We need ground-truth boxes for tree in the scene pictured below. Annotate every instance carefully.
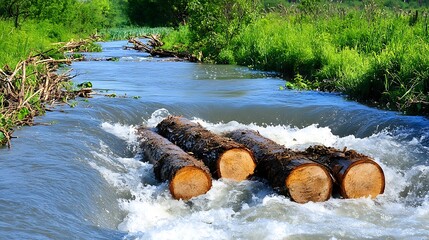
[127,0,189,26]
[0,0,34,27]
[187,0,261,59]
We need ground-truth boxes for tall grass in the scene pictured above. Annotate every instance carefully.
[0,20,75,67]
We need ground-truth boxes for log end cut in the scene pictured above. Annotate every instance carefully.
[170,166,212,200]
[218,148,256,181]
[285,163,333,203]
[341,160,385,199]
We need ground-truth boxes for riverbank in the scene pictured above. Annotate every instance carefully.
[0,20,99,146]
[0,20,177,146]
[160,1,429,116]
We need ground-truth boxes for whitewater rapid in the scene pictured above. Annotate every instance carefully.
[89,109,429,240]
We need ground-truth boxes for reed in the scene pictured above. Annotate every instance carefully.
[102,27,172,40]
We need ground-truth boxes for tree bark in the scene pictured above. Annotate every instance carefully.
[225,129,333,203]
[137,127,212,200]
[304,145,385,199]
[156,116,256,181]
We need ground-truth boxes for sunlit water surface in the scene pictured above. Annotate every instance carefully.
[1,40,428,240]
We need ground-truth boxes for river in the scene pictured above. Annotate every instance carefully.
[0,40,428,240]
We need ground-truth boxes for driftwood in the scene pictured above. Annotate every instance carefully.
[127,37,200,62]
[304,145,385,199]
[142,34,164,48]
[0,55,80,147]
[137,127,212,200]
[156,116,256,181]
[226,129,333,203]
[56,34,101,52]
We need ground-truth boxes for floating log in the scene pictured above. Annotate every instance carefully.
[304,145,385,199]
[225,129,333,203]
[137,127,212,200]
[156,116,256,181]
[127,38,200,62]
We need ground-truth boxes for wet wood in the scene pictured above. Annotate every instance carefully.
[137,127,212,200]
[226,129,332,203]
[156,116,256,181]
[304,145,385,199]
[127,38,200,62]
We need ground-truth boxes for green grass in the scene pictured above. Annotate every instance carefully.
[0,20,74,67]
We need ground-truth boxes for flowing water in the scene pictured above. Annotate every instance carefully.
[1,40,428,240]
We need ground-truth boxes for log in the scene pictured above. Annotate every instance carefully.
[225,129,333,203]
[137,127,212,200]
[127,38,200,62]
[304,145,385,199]
[156,116,256,181]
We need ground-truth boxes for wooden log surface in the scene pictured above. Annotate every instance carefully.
[225,129,333,203]
[156,116,256,181]
[137,127,212,200]
[304,145,385,199]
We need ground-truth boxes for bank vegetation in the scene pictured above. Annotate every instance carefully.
[160,0,429,116]
[0,0,127,146]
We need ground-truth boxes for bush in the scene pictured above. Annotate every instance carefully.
[187,0,262,61]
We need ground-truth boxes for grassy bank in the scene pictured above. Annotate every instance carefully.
[162,1,429,116]
[0,0,131,146]
[0,20,99,146]
[234,11,428,114]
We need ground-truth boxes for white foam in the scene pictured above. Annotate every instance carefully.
[144,108,171,128]
[89,111,429,239]
[101,122,137,145]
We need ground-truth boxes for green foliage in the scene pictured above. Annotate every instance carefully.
[17,107,30,121]
[0,20,70,67]
[187,0,262,61]
[127,0,188,27]
[0,0,125,31]
[0,130,5,143]
[77,82,93,89]
[285,74,315,90]
[161,25,192,52]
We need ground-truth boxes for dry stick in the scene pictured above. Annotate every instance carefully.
[43,67,51,102]
[1,55,78,148]
[5,62,22,96]
[0,69,7,78]
[18,61,26,107]
[137,127,212,200]
[226,129,333,203]
[19,88,42,109]
[304,145,385,199]
[156,116,256,181]
[7,61,22,83]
